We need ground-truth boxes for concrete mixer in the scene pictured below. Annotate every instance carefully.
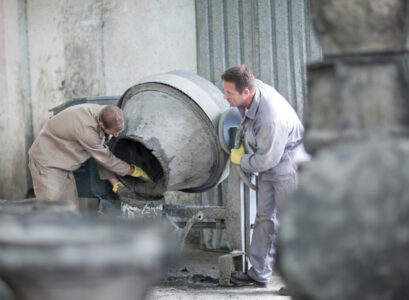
[112,70,230,200]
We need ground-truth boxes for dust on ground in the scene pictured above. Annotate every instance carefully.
[146,245,291,300]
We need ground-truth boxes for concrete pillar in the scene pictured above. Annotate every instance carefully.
[0,0,31,199]
[278,1,409,299]
[224,164,244,252]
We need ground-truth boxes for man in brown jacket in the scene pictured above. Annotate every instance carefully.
[28,104,150,209]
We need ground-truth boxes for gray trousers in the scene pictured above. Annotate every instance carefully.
[247,168,297,283]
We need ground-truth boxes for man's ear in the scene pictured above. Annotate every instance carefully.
[243,88,250,97]
[99,121,104,129]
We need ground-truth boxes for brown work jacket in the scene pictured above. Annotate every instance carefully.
[28,104,130,177]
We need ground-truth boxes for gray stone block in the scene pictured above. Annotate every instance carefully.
[278,139,409,300]
[309,0,409,56]
[304,55,409,153]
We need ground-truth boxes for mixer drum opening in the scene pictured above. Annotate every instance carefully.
[112,137,166,199]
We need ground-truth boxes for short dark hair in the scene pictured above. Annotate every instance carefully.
[221,65,255,94]
[100,106,124,131]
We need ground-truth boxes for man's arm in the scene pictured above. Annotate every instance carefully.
[76,129,131,177]
[240,121,287,173]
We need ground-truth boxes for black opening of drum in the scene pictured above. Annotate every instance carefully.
[112,138,163,183]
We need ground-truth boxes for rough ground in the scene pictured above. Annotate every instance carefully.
[146,245,291,300]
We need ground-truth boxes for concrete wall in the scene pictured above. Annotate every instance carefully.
[0,0,196,199]
[27,0,197,136]
[0,0,31,199]
[103,0,197,95]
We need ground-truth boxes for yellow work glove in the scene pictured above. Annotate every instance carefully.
[130,164,153,182]
[231,143,245,165]
[112,182,125,194]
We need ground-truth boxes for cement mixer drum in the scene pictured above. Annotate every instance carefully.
[112,71,230,199]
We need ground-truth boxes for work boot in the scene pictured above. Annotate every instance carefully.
[230,271,268,288]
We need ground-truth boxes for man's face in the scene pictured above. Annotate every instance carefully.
[100,122,124,138]
[222,81,246,107]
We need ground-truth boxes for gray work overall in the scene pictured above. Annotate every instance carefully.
[239,80,304,284]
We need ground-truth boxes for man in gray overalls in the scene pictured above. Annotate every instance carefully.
[222,65,304,287]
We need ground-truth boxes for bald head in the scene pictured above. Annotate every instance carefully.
[100,105,124,132]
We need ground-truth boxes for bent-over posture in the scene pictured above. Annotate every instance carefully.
[28,104,150,209]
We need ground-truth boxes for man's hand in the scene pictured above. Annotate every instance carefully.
[130,164,153,182]
[112,181,126,194]
[112,181,134,200]
[231,143,245,165]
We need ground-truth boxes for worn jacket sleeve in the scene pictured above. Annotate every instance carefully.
[76,128,130,177]
[240,121,287,173]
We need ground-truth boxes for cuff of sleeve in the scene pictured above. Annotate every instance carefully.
[239,154,254,173]
[97,163,130,179]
